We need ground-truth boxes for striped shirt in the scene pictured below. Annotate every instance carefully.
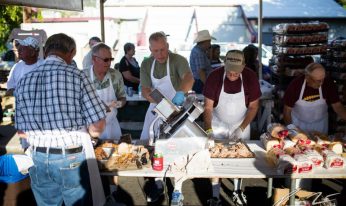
[15,56,106,148]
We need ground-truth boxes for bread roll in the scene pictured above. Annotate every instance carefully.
[287,124,309,143]
[284,147,301,157]
[260,132,281,151]
[118,142,133,154]
[267,123,288,139]
[310,131,331,145]
[328,142,343,155]
[267,147,285,165]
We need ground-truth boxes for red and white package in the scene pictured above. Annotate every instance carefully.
[303,149,324,168]
[321,150,344,169]
[267,147,285,165]
[315,145,344,169]
[293,154,314,173]
[261,132,282,151]
[277,154,298,175]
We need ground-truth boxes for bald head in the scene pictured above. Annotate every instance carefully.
[305,63,325,89]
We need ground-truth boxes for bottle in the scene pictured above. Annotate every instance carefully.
[138,84,142,98]
[171,190,184,206]
[127,87,133,97]
[152,151,163,171]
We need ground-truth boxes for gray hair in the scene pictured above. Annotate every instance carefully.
[305,63,325,75]
[91,42,111,56]
[44,33,76,55]
[123,42,135,54]
[149,31,167,43]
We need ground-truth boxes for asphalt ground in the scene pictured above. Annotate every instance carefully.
[109,177,345,206]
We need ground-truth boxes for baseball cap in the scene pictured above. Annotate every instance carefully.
[15,37,39,50]
[224,50,245,73]
[194,30,216,43]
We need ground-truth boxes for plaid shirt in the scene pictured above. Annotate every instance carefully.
[15,56,106,147]
[189,45,212,80]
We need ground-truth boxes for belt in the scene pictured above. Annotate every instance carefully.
[35,146,83,154]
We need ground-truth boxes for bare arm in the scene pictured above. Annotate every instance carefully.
[179,72,194,93]
[331,101,346,120]
[88,119,106,138]
[122,71,140,84]
[283,105,293,125]
[203,97,214,130]
[17,130,27,138]
[239,99,259,130]
[199,69,207,84]
[5,89,14,96]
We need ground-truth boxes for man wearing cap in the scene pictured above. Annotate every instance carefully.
[140,31,194,203]
[203,50,261,206]
[6,37,43,96]
[189,30,215,93]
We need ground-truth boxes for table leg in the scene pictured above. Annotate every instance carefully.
[267,178,273,199]
[289,178,296,205]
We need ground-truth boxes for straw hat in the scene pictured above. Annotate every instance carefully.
[194,30,216,43]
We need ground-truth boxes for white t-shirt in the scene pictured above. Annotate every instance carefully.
[82,50,93,70]
[6,59,43,90]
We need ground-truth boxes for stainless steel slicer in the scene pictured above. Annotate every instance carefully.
[148,89,208,165]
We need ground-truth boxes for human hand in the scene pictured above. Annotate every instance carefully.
[229,127,243,141]
[206,129,215,148]
[172,91,185,106]
[109,100,118,108]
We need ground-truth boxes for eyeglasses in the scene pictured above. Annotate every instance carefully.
[94,55,114,62]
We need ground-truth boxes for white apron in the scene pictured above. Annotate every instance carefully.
[140,57,176,140]
[79,128,106,206]
[212,73,250,140]
[90,67,122,140]
[291,79,328,134]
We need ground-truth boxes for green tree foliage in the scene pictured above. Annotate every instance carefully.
[0,5,23,53]
[336,0,346,9]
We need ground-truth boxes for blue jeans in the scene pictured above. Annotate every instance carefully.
[29,150,92,206]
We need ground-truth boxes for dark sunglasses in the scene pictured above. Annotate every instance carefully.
[94,55,114,62]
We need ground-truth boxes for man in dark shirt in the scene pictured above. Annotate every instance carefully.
[203,50,261,205]
[283,63,346,134]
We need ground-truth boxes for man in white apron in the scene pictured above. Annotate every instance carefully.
[283,63,346,191]
[283,63,346,134]
[139,31,194,203]
[85,43,126,140]
[15,33,107,206]
[84,42,126,195]
[203,50,261,206]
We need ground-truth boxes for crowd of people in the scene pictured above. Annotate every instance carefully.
[1,29,346,206]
